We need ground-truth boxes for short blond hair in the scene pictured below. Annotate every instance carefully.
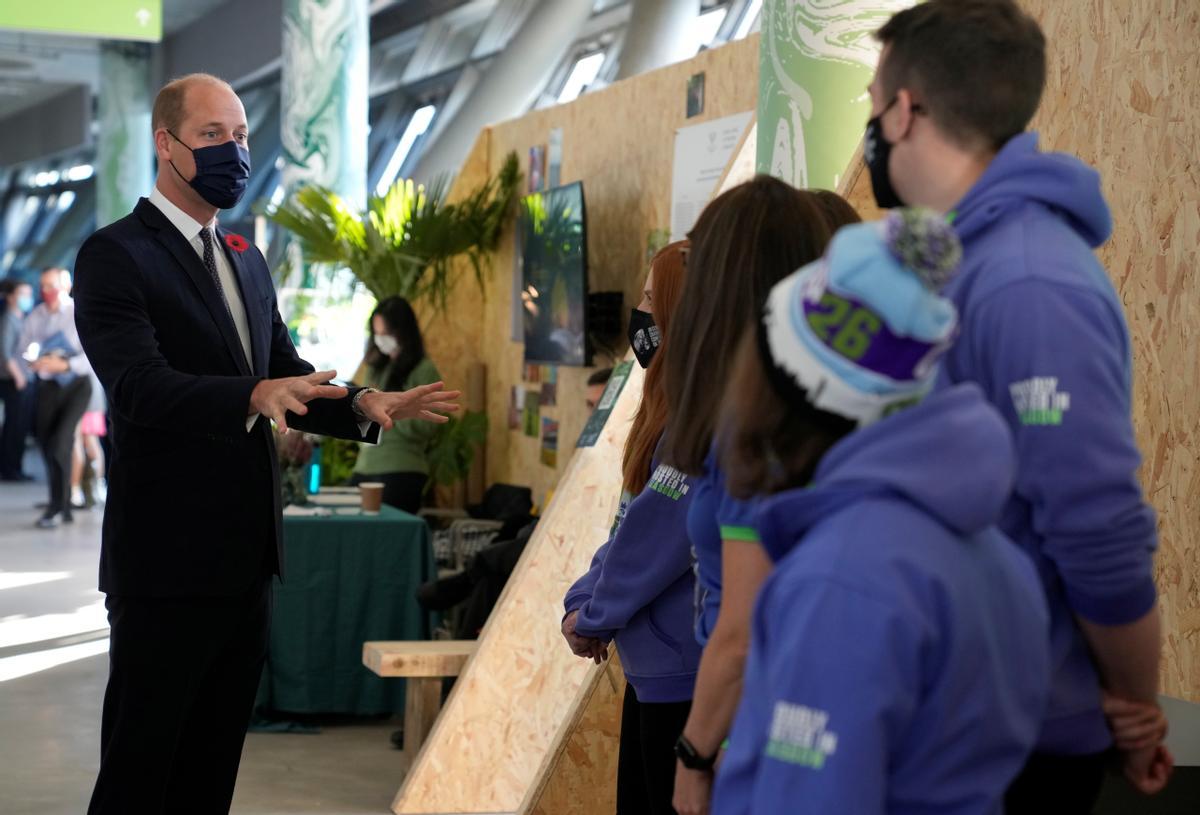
[152,73,234,133]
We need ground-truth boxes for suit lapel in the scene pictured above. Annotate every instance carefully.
[216,227,268,376]
[137,199,252,377]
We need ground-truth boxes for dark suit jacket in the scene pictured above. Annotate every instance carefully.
[74,197,380,597]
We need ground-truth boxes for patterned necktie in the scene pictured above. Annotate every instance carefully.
[198,227,235,322]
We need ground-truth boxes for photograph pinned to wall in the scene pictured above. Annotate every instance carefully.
[687,72,705,118]
[528,145,546,193]
[540,381,557,408]
[522,389,540,437]
[578,360,633,448]
[524,362,541,383]
[670,110,754,240]
[547,128,563,188]
[541,417,559,468]
[543,364,557,384]
[509,386,524,430]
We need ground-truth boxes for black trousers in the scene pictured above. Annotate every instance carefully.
[617,684,692,815]
[349,470,426,514]
[88,579,272,815]
[0,377,31,477]
[1005,750,1109,814]
[35,377,91,516]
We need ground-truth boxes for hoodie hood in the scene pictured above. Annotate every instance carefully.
[756,383,1015,563]
[952,132,1112,249]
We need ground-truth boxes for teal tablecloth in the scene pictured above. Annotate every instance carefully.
[256,505,435,717]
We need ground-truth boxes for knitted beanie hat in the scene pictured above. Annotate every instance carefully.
[759,207,962,426]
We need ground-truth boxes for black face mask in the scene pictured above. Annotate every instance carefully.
[168,131,252,210]
[628,308,660,369]
[864,98,904,209]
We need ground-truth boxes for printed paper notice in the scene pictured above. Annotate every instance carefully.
[669,111,754,241]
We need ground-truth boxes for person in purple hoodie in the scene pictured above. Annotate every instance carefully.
[712,208,1051,815]
[562,240,698,815]
[864,1,1170,809]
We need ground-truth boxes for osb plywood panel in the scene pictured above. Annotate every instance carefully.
[477,35,760,506]
[1018,0,1199,699]
[519,655,626,815]
[393,363,645,814]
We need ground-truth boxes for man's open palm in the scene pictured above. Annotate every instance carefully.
[357,381,461,431]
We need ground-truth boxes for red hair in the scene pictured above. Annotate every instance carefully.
[622,240,689,494]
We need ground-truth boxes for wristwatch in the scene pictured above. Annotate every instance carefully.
[351,387,379,420]
[674,734,718,772]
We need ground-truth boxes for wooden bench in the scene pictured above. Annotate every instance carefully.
[363,640,477,767]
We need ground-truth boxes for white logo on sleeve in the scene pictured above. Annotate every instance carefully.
[765,702,839,770]
[1009,377,1071,426]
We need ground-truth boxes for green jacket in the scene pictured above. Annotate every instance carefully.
[354,356,441,476]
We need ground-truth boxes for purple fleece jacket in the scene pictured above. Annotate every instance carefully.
[564,453,701,703]
[937,131,1158,754]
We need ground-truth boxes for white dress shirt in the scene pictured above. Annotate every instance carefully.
[148,185,254,369]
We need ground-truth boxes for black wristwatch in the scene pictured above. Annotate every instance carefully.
[674,734,718,772]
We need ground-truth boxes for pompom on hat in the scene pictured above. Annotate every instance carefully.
[758,207,963,426]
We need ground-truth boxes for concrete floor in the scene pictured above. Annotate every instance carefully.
[0,456,406,815]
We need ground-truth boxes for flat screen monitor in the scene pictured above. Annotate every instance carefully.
[520,182,588,366]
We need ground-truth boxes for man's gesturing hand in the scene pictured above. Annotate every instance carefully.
[249,370,348,433]
[356,381,461,431]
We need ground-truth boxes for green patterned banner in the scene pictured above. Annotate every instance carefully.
[97,44,152,228]
[756,0,917,190]
[280,0,369,208]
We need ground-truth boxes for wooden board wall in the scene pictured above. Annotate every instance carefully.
[421,35,761,508]
[1017,0,1199,700]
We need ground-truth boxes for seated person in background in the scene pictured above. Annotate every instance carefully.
[350,296,441,513]
[585,366,612,412]
[712,210,1051,815]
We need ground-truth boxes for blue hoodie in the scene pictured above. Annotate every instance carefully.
[938,132,1158,754]
[712,385,1051,815]
[687,450,760,645]
[564,452,702,702]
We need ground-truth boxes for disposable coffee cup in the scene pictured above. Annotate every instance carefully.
[359,482,384,514]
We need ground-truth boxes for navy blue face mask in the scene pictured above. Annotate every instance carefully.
[168,130,251,209]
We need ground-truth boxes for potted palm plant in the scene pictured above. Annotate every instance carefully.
[263,152,520,309]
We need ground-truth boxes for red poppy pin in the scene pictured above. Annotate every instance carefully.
[224,233,249,253]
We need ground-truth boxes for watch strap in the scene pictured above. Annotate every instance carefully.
[351,387,379,420]
[674,734,717,771]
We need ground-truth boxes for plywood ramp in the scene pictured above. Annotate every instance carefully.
[392,362,644,814]
[517,654,626,815]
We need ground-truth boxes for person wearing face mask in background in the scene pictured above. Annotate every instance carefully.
[17,267,94,527]
[0,278,34,481]
[562,240,698,815]
[72,73,460,815]
[349,296,442,514]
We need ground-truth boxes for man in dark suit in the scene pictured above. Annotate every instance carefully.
[73,73,459,815]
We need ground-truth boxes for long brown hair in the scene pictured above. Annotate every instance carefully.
[661,177,860,473]
[719,329,855,498]
[621,240,689,493]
